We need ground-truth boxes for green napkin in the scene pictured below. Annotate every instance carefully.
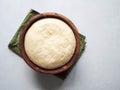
[8,9,86,80]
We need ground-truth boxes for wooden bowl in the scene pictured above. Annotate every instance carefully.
[19,12,80,74]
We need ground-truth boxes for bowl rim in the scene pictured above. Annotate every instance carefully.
[19,12,80,74]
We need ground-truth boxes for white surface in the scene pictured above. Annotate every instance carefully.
[0,0,120,90]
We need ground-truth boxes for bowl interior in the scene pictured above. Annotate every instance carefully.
[19,12,80,74]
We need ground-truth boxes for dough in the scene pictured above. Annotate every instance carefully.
[24,18,76,69]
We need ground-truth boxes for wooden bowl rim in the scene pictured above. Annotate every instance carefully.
[19,12,80,74]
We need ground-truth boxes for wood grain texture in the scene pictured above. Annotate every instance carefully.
[19,12,80,74]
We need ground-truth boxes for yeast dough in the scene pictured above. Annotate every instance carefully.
[24,18,76,69]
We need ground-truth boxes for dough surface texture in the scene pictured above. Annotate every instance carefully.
[24,18,76,69]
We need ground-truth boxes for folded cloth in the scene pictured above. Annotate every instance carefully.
[8,9,86,80]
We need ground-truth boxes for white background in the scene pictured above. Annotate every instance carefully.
[0,0,120,90]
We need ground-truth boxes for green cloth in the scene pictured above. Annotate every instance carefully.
[8,9,86,80]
